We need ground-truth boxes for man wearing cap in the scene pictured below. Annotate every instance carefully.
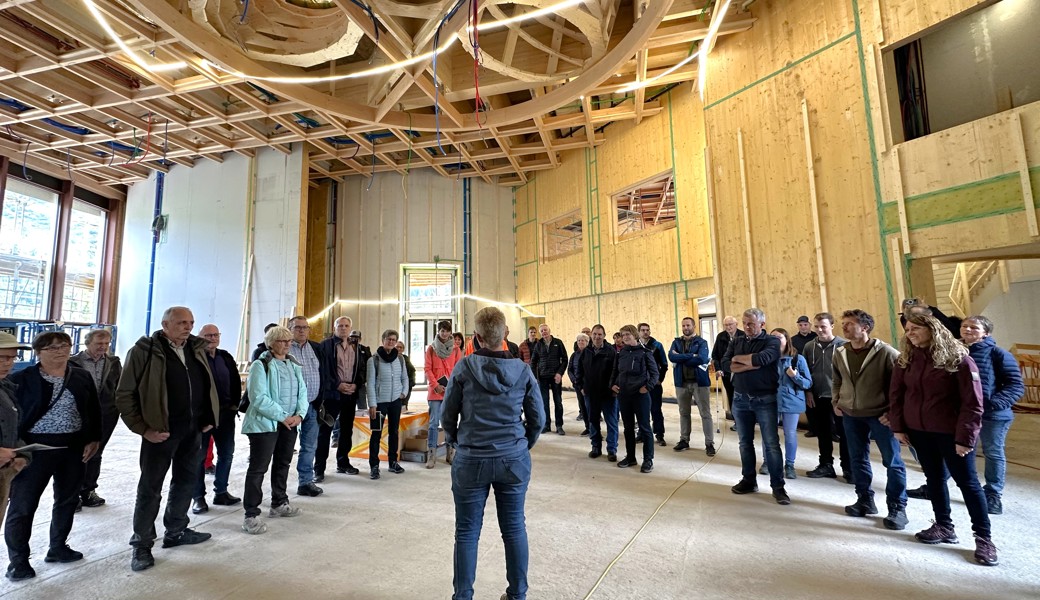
[317,318,371,480]
[791,316,818,355]
[0,333,32,525]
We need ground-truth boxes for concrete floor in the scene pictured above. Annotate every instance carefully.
[1,390,1038,600]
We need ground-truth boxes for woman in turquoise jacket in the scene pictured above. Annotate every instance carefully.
[761,328,812,479]
[241,326,309,535]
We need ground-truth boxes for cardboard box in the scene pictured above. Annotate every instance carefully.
[400,447,443,464]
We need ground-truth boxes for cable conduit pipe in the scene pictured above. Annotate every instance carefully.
[143,171,164,335]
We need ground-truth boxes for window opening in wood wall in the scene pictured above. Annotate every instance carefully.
[542,210,583,260]
[611,170,676,242]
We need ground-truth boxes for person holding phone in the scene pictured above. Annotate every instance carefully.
[240,326,309,535]
[366,330,410,480]
[424,321,462,469]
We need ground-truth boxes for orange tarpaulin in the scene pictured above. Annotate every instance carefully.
[347,409,431,460]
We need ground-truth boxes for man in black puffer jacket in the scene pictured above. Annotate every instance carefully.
[576,325,619,461]
[530,324,568,435]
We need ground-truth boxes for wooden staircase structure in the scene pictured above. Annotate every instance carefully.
[932,260,1009,318]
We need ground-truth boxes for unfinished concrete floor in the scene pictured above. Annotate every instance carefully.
[1,390,1038,600]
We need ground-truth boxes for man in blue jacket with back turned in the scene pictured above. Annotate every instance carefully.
[669,317,715,457]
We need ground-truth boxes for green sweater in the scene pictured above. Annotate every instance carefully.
[831,339,899,417]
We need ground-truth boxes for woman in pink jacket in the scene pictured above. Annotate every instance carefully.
[889,314,996,566]
[424,320,462,469]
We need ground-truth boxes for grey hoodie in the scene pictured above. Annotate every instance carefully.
[801,336,846,399]
[441,352,544,458]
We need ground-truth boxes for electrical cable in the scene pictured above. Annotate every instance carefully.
[432,0,467,155]
[365,142,375,191]
[125,113,153,165]
[162,119,169,164]
[470,0,484,129]
[21,139,32,181]
[350,0,380,46]
[65,149,74,183]
[239,0,250,24]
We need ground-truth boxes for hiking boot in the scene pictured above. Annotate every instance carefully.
[296,483,323,497]
[656,435,666,447]
[915,522,958,545]
[388,462,405,474]
[370,467,381,480]
[772,487,791,505]
[844,493,878,517]
[974,535,998,566]
[883,505,909,530]
[673,440,690,451]
[607,453,617,462]
[731,479,758,495]
[784,464,797,479]
[426,451,436,469]
[705,444,716,457]
[556,427,566,436]
[907,484,930,500]
[269,503,301,518]
[617,456,637,468]
[588,448,602,459]
[5,561,35,581]
[81,490,106,508]
[242,516,268,535]
[986,493,1002,515]
[802,463,836,478]
[640,460,654,473]
[130,548,154,572]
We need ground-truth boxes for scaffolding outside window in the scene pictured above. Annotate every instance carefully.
[542,210,583,260]
[0,179,59,320]
[611,170,676,242]
[62,201,107,323]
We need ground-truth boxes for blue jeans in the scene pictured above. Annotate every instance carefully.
[451,450,531,600]
[586,392,619,454]
[194,410,236,498]
[733,392,783,489]
[761,412,799,465]
[428,400,444,450]
[843,415,907,507]
[980,418,1012,496]
[296,404,319,485]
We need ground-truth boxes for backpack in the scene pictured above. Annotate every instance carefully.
[239,354,273,414]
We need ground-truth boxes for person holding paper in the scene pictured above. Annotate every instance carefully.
[0,333,33,527]
[5,331,101,582]
[366,330,410,480]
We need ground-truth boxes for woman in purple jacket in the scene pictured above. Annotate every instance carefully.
[888,314,996,566]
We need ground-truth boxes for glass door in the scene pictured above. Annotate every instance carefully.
[402,265,459,386]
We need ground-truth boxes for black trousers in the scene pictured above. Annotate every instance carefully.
[369,399,402,467]
[5,434,84,563]
[315,392,359,474]
[619,392,653,462]
[909,429,991,538]
[130,428,201,548]
[81,409,119,494]
[721,372,735,416]
[538,378,563,429]
[806,397,849,471]
[243,425,298,519]
[649,383,665,437]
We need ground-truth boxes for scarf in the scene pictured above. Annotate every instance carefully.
[431,335,454,359]
[377,347,399,363]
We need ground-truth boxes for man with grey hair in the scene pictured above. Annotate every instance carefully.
[70,328,122,509]
[722,308,788,505]
[287,315,328,496]
[711,315,745,428]
[116,306,219,572]
[317,316,370,479]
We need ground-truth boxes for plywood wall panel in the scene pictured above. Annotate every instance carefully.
[877,0,993,45]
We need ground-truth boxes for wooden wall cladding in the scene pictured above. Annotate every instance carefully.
[874,0,995,46]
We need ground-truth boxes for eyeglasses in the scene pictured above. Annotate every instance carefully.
[201,333,221,338]
[291,325,310,331]
[40,344,72,353]
[0,355,17,363]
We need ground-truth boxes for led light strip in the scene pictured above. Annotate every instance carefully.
[306,293,545,323]
[697,0,734,98]
[85,0,584,83]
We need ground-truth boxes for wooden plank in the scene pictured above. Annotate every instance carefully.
[1010,111,1039,237]
[801,99,828,312]
[889,236,906,303]
[892,146,911,254]
[736,128,756,305]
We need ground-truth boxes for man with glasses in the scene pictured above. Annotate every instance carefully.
[287,316,328,496]
[70,328,122,510]
[190,324,242,515]
[115,306,219,572]
[0,333,32,526]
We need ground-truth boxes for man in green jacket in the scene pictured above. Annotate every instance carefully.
[115,306,219,573]
[832,309,908,531]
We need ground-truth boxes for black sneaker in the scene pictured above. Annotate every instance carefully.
[617,456,637,468]
[580,429,590,437]
[673,440,690,452]
[640,460,654,473]
[731,479,758,495]
[806,463,837,479]
[705,444,716,457]
[772,487,791,505]
[370,467,381,480]
[130,548,154,572]
[297,483,324,497]
[336,464,360,475]
[588,449,602,459]
[987,493,1002,515]
[388,462,405,474]
[542,427,551,434]
[81,490,106,508]
[162,528,212,548]
[907,484,930,500]
[915,522,958,544]
[6,561,35,581]
[44,545,83,563]
[845,493,878,517]
[883,505,909,530]
[313,472,325,483]
[213,492,242,505]
[556,427,566,436]
[607,453,617,462]
[974,535,999,566]
[656,435,666,447]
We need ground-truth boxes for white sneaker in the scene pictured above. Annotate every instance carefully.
[242,516,268,535]
[269,503,302,518]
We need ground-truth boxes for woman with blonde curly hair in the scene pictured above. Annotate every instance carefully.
[888,314,996,566]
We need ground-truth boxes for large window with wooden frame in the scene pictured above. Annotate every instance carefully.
[541,210,583,261]
[610,170,676,242]
[0,178,58,320]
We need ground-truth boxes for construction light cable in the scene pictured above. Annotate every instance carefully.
[697,0,734,99]
[581,420,729,600]
[306,293,545,323]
